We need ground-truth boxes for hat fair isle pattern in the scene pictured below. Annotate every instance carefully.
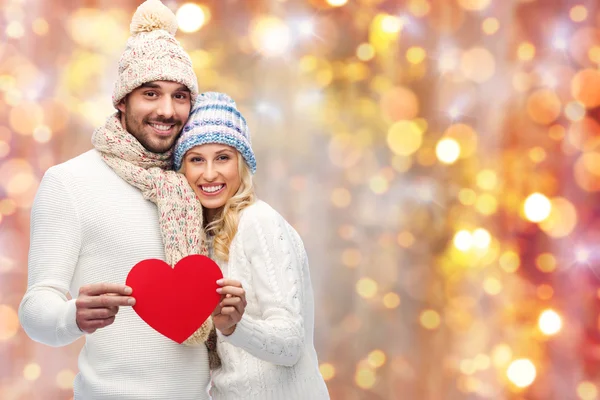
[174,92,257,174]
[112,0,199,107]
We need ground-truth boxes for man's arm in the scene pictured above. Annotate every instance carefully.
[18,168,85,347]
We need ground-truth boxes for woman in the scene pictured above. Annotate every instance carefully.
[174,92,330,399]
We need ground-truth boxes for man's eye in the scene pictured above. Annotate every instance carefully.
[175,93,188,100]
[145,92,157,97]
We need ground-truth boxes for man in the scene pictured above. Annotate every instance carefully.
[18,1,244,399]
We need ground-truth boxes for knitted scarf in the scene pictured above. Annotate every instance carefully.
[91,114,220,363]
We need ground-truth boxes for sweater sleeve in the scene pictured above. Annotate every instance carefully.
[18,167,85,347]
[219,206,306,367]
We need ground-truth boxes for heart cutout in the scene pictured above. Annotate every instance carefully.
[126,255,223,344]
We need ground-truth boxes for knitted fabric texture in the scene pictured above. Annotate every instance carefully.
[205,328,221,369]
[173,92,257,173]
[112,0,198,107]
[91,114,212,346]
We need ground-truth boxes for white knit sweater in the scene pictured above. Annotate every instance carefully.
[209,200,330,400]
[18,150,211,400]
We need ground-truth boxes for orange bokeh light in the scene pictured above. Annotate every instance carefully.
[526,89,561,125]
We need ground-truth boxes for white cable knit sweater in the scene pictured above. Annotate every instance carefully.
[209,200,330,400]
[18,150,211,400]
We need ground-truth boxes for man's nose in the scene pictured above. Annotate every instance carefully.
[156,97,175,119]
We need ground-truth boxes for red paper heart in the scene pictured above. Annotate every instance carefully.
[126,255,223,344]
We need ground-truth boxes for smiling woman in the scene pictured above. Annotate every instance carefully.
[172,92,330,399]
[182,144,243,223]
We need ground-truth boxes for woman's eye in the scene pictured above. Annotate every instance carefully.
[217,155,230,161]
[190,157,203,162]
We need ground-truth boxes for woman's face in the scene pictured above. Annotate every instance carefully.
[182,143,242,218]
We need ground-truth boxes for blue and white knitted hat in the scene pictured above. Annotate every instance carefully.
[173,92,256,173]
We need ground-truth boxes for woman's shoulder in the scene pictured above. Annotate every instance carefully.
[238,200,288,231]
[241,200,280,219]
[238,200,308,262]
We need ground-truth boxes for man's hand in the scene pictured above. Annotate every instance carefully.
[75,283,135,334]
[213,279,246,336]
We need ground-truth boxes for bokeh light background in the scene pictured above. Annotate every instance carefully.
[2,0,600,398]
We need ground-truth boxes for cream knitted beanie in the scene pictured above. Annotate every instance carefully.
[112,0,199,107]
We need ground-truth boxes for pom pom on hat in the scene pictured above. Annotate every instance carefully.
[112,0,198,107]
[199,92,238,107]
[130,0,178,35]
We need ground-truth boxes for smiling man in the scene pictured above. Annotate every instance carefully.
[117,81,192,153]
[17,1,224,399]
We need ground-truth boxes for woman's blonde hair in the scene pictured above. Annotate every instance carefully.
[204,154,255,261]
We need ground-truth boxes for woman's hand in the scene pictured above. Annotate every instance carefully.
[213,279,247,335]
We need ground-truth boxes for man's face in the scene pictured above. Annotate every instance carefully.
[117,81,192,153]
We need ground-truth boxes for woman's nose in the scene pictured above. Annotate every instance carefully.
[203,163,218,181]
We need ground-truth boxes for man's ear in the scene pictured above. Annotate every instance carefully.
[116,98,126,113]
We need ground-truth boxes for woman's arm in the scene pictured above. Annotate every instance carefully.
[219,206,306,367]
